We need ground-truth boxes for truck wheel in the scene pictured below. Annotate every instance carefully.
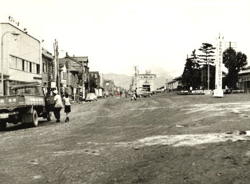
[31,110,39,127]
[0,121,7,131]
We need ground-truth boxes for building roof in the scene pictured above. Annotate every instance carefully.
[239,69,250,75]
[167,76,182,84]
[70,56,89,63]
[89,71,99,74]
[1,22,40,43]
[42,48,53,59]
[58,58,67,68]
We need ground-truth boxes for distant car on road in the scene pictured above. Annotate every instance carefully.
[136,90,152,98]
[85,93,98,102]
[141,91,152,98]
[155,88,165,93]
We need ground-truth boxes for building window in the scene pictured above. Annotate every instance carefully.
[26,61,29,72]
[10,56,17,68]
[36,64,40,74]
[22,60,25,71]
[30,62,32,73]
[17,58,22,70]
[43,63,47,73]
[33,63,36,73]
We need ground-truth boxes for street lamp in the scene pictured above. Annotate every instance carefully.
[1,31,20,96]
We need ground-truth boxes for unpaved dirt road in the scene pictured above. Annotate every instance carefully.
[1,92,250,184]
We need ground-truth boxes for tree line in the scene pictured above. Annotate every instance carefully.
[181,43,247,90]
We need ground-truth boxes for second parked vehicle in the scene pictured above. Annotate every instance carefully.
[85,93,98,102]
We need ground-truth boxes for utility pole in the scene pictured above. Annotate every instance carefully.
[53,39,60,95]
[133,66,138,91]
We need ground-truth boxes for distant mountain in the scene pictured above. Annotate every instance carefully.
[155,75,168,89]
[103,73,132,90]
[103,73,172,90]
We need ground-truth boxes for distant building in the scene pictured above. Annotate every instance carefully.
[132,70,156,92]
[238,68,250,93]
[104,79,114,95]
[59,54,89,99]
[167,76,182,91]
[89,71,100,89]
[42,48,54,95]
[67,55,89,98]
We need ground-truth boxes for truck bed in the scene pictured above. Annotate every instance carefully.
[0,95,45,110]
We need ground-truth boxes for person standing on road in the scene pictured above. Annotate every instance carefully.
[131,90,137,101]
[53,90,63,122]
[63,93,71,122]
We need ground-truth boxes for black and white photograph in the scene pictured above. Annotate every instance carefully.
[1,0,250,183]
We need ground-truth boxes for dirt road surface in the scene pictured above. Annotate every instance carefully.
[1,92,250,184]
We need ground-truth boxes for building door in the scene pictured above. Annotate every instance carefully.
[143,85,150,91]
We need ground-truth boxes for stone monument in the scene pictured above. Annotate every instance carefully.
[214,34,224,97]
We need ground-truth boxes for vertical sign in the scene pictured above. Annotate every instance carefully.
[214,34,224,97]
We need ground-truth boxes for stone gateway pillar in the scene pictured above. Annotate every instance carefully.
[214,34,224,98]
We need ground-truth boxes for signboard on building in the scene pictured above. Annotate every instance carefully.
[51,82,56,88]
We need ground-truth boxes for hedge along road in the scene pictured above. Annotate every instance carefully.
[1,92,250,184]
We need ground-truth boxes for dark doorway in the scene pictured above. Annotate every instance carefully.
[143,85,150,91]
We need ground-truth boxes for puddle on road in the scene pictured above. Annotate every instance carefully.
[182,102,250,117]
[53,149,101,156]
[135,133,250,147]
[75,133,250,149]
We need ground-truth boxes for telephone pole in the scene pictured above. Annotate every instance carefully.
[53,39,60,95]
[133,66,138,91]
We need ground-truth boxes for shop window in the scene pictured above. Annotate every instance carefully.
[26,61,29,72]
[22,60,25,71]
[30,62,32,73]
[43,63,47,73]
[17,58,22,70]
[36,64,40,74]
[33,63,36,73]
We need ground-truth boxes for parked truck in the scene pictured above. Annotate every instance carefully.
[0,83,55,131]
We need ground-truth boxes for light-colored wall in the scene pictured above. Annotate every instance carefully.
[136,74,156,92]
[1,23,42,83]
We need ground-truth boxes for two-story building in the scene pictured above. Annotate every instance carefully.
[0,22,42,95]
[59,57,79,99]
[42,48,54,95]
[59,54,90,100]
[104,79,114,95]
[68,55,89,99]
[132,70,156,92]
[89,71,101,96]
[238,68,250,93]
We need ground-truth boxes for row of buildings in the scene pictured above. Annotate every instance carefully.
[0,22,117,99]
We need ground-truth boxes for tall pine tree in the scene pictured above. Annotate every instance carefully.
[198,43,216,90]
[182,50,201,90]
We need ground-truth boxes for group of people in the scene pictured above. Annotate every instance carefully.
[52,90,71,122]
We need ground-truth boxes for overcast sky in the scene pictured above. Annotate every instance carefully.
[1,0,250,79]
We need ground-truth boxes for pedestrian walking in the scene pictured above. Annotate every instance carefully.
[63,93,71,122]
[53,90,63,122]
[131,90,137,101]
